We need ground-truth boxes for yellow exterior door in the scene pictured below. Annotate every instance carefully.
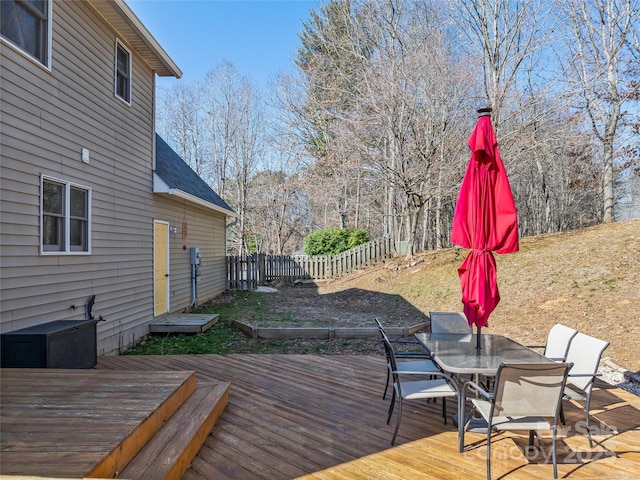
[154,222,169,316]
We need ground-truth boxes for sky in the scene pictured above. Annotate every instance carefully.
[127,0,320,91]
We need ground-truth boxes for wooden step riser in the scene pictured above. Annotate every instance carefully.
[119,383,230,480]
[87,372,197,478]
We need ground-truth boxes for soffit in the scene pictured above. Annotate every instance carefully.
[85,0,182,78]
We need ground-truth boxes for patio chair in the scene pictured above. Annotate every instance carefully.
[462,362,572,480]
[528,323,578,361]
[375,319,440,400]
[429,311,472,334]
[382,335,458,445]
[428,311,475,384]
[561,331,610,447]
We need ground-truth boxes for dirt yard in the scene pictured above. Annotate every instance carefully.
[213,220,640,374]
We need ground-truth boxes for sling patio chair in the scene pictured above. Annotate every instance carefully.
[429,311,472,334]
[428,311,476,384]
[528,323,578,362]
[461,362,572,480]
[374,318,440,400]
[382,334,458,445]
[561,331,610,447]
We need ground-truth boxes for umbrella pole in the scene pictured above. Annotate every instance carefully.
[476,326,481,350]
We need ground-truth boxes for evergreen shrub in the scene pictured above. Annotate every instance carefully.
[304,228,370,256]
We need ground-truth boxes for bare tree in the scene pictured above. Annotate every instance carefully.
[204,61,264,255]
[156,81,207,174]
[455,0,561,128]
[451,0,604,236]
[153,0,617,258]
[565,0,640,222]
[292,0,477,255]
[246,168,310,255]
[294,0,370,231]
[347,0,476,255]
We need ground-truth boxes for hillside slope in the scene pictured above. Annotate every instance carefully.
[318,219,640,372]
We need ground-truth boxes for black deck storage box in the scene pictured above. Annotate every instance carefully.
[1,319,97,368]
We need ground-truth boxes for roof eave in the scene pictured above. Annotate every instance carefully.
[166,189,237,217]
[86,0,182,78]
[153,173,236,216]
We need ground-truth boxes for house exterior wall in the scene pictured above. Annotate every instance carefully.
[0,1,221,356]
[153,197,228,312]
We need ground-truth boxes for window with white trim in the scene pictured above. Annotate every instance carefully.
[0,0,50,67]
[41,177,91,254]
[115,40,131,103]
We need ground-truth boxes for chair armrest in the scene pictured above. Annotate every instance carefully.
[568,372,602,378]
[389,339,420,345]
[394,368,453,383]
[395,352,432,359]
[462,380,492,401]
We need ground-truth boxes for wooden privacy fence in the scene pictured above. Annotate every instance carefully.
[227,237,394,290]
[227,254,264,291]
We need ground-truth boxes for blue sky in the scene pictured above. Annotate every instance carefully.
[127,0,320,90]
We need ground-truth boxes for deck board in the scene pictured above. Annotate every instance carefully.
[0,368,196,478]
[95,354,640,480]
[149,313,219,334]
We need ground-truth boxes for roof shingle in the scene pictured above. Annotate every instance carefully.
[154,134,234,214]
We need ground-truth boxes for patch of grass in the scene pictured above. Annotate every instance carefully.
[126,291,261,355]
[602,277,619,291]
[125,322,247,355]
[125,290,334,355]
[272,312,295,324]
[208,291,265,317]
[309,344,330,353]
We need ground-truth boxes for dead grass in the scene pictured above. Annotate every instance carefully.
[243,220,640,373]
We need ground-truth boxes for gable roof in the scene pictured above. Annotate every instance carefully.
[154,134,235,216]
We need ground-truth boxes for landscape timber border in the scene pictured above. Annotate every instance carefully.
[231,320,430,340]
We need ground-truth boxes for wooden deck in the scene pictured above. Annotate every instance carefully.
[0,367,228,480]
[2,354,640,479]
[103,355,640,479]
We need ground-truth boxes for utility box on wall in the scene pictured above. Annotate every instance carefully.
[1,319,97,368]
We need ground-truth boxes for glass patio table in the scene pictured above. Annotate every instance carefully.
[414,332,552,452]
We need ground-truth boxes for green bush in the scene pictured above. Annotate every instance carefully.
[304,228,370,255]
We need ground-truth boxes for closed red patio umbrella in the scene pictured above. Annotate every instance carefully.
[451,108,519,347]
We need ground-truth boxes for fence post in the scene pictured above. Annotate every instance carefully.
[258,253,266,286]
[248,254,254,290]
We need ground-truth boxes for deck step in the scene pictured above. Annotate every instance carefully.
[118,382,230,480]
[0,369,197,479]
[149,314,219,334]
[86,371,197,478]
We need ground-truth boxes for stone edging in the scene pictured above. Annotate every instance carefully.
[602,357,640,384]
